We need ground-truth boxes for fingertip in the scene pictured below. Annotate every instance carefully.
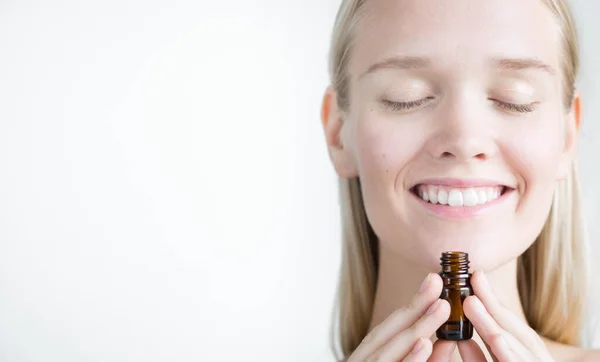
[463,295,476,307]
[410,337,433,356]
[430,299,451,323]
[421,336,433,351]
[430,272,443,284]
[418,273,443,302]
[420,337,433,356]
[438,298,451,315]
[463,295,484,319]
[428,272,443,293]
[470,269,481,283]
[470,270,488,292]
[462,296,476,317]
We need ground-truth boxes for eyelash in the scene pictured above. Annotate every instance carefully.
[382,97,434,112]
[491,100,538,113]
[382,98,538,113]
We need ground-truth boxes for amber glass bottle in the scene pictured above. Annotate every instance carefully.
[436,251,473,340]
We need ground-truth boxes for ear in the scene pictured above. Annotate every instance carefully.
[556,91,582,180]
[320,86,358,178]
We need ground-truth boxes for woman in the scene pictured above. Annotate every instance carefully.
[319,0,599,360]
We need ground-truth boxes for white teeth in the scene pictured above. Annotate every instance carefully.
[477,189,487,205]
[438,189,448,205]
[429,188,438,204]
[462,188,478,207]
[448,189,463,206]
[490,190,498,201]
[416,185,505,207]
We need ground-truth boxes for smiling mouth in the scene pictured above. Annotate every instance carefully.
[410,184,512,207]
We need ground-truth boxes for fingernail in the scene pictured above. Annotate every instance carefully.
[411,338,425,354]
[426,299,440,315]
[419,273,431,293]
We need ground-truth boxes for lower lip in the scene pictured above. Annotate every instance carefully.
[410,188,514,219]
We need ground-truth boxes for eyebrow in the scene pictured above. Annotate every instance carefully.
[492,56,556,76]
[359,56,431,80]
[358,55,556,79]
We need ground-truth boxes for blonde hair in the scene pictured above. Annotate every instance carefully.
[325,0,589,359]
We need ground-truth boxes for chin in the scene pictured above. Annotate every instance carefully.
[405,232,529,273]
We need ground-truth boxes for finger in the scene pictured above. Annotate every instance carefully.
[402,338,433,362]
[376,299,451,361]
[470,270,550,358]
[479,338,499,362]
[457,339,487,362]
[463,296,521,362]
[426,339,456,362]
[350,273,444,360]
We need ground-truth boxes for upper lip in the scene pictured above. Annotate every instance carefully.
[411,178,516,189]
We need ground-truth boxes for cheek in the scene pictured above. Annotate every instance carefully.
[351,115,428,245]
[503,118,564,186]
[500,119,564,252]
[353,114,425,180]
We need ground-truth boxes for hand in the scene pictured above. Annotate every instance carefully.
[346,273,458,362]
[458,270,554,362]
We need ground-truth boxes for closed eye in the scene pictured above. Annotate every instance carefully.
[491,99,538,113]
[382,97,538,114]
[382,97,435,112]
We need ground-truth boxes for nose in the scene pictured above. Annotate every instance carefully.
[425,97,497,162]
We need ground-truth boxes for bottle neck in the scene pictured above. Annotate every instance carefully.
[440,251,470,287]
[439,271,472,287]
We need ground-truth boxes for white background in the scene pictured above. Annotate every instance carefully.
[0,1,598,361]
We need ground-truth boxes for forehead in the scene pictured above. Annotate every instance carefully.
[349,0,561,77]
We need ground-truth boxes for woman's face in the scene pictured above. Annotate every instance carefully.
[328,0,578,271]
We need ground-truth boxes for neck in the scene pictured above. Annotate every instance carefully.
[368,245,527,360]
